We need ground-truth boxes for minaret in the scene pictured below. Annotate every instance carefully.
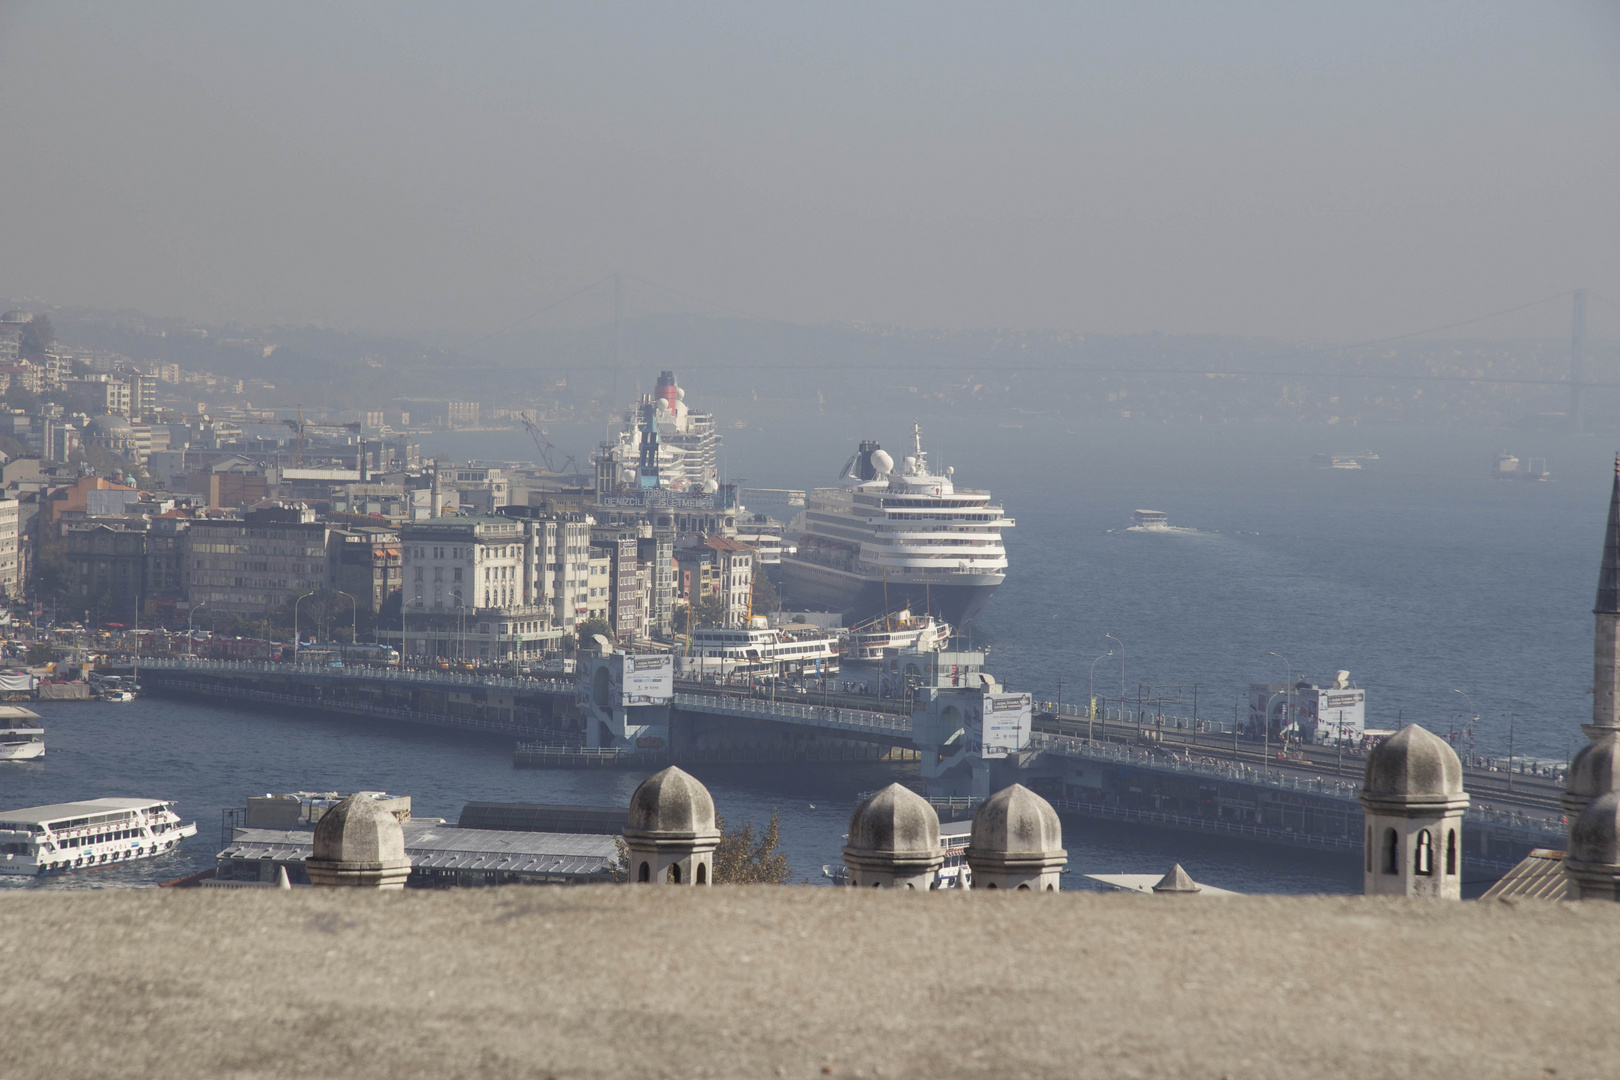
[1564,457,1620,897]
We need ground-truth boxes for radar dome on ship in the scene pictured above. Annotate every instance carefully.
[871,449,894,475]
[703,478,719,493]
[676,387,686,400]
[903,456,916,472]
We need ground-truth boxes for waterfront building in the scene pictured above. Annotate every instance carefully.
[585,550,611,626]
[184,503,332,616]
[1358,724,1468,899]
[326,525,402,617]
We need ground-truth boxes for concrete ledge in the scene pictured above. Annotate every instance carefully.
[0,889,1613,1079]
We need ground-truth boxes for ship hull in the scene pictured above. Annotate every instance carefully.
[778,557,1002,626]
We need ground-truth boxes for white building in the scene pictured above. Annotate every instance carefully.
[0,498,19,601]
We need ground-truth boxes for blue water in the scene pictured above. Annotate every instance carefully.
[5,404,1608,895]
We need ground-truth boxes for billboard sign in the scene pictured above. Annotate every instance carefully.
[615,654,674,706]
[965,691,1032,758]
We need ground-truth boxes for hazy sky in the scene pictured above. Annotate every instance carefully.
[2,2,1617,342]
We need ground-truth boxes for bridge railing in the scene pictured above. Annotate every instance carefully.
[1027,732,1564,840]
[672,691,911,737]
[134,657,574,695]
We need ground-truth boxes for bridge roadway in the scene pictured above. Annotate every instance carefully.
[129,658,913,744]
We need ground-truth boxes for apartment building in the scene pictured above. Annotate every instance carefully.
[327,526,402,616]
[184,504,332,616]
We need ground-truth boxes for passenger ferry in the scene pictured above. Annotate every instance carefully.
[1130,509,1170,530]
[678,624,841,678]
[781,425,1013,626]
[845,609,951,662]
[0,798,198,877]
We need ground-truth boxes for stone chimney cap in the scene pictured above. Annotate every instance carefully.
[968,784,1063,857]
[311,792,406,867]
[846,783,940,858]
[1570,790,1620,867]
[1361,724,1465,804]
[1151,864,1201,893]
[624,766,718,839]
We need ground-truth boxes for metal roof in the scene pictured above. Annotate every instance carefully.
[219,823,618,878]
[0,798,167,826]
[1479,849,1570,901]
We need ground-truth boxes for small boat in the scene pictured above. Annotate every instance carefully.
[102,688,136,702]
[0,717,44,761]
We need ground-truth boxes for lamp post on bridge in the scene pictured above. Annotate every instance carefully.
[1089,648,1113,744]
[1105,634,1125,732]
[293,591,317,663]
[1452,689,1476,768]
[1268,651,1292,752]
[186,602,209,658]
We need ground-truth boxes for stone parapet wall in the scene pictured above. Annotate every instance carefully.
[0,889,1613,1079]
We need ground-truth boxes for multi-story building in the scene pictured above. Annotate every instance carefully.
[184,504,332,617]
[391,515,560,662]
[443,464,508,514]
[706,536,755,628]
[585,552,611,625]
[67,522,147,613]
[590,528,642,640]
[132,374,158,419]
[0,497,20,601]
[638,532,675,637]
[327,526,402,617]
[64,375,132,416]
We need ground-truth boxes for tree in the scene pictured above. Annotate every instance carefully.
[31,541,75,606]
[576,617,613,650]
[692,593,728,629]
[270,587,358,642]
[19,315,54,359]
[609,809,792,885]
[711,811,792,884]
[750,563,778,617]
[24,643,54,666]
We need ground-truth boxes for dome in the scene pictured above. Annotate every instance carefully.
[1570,791,1620,866]
[846,782,939,857]
[1564,731,1620,815]
[870,449,894,475]
[311,793,406,865]
[625,766,717,837]
[85,414,134,436]
[1362,724,1464,802]
[969,784,1062,855]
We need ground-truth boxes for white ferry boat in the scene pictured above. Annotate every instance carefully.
[678,625,842,678]
[845,609,951,662]
[1130,509,1169,530]
[0,707,45,761]
[780,425,1013,626]
[0,798,198,877]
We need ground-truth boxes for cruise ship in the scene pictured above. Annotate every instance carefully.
[780,425,1013,626]
[0,798,198,877]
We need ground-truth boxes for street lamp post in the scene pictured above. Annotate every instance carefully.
[1268,652,1292,750]
[402,592,423,665]
[293,591,317,663]
[1264,691,1286,772]
[451,591,466,663]
[186,602,209,657]
[1089,649,1113,744]
[1105,633,1125,730]
[1452,689,1476,767]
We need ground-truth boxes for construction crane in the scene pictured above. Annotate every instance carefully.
[519,412,579,476]
[282,406,362,467]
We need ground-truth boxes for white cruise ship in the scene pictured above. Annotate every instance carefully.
[0,706,45,761]
[0,798,198,877]
[780,425,1013,625]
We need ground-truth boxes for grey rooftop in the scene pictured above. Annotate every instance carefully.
[0,888,1613,1080]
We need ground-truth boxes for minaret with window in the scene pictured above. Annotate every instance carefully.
[1358,724,1469,899]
